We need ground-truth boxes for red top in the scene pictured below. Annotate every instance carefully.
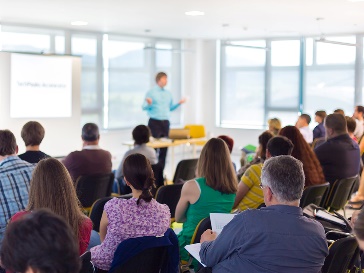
[11,210,92,254]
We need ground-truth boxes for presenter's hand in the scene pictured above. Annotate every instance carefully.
[146,98,153,105]
[200,229,217,243]
[179,97,187,104]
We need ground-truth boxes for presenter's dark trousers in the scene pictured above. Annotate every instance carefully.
[148,118,170,170]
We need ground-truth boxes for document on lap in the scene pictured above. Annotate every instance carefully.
[184,213,236,267]
[184,243,206,267]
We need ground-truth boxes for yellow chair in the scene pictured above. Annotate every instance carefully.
[184,124,206,139]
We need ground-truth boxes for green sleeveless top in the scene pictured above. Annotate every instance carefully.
[178,177,236,261]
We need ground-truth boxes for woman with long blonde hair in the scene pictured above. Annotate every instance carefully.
[11,158,92,254]
[175,138,238,266]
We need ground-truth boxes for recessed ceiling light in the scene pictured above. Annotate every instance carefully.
[185,11,205,16]
[71,21,88,26]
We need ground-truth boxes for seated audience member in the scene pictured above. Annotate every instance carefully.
[237,131,273,179]
[233,136,294,211]
[346,116,358,142]
[199,156,329,273]
[353,105,364,140]
[91,154,170,271]
[315,114,360,184]
[268,118,281,136]
[217,135,236,171]
[115,125,157,189]
[1,209,80,273]
[175,138,237,267]
[63,123,112,182]
[279,126,326,187]
[295,113,313,143]
[354,208,364,250]
[18,121,50,163]
[334,109,345,116]
[0,130,34,244]
[313,110,326,140]
[11,158,92,254]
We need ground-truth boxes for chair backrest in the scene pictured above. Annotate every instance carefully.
[324,176,357,211]
[75,173,114,208]
[184,124,206,138]
[321,236,358,273]
[191,217,212,244]
[151,163,164,191]
[155,184,183,219]
[172,159,198,184]
[110,246,168,273]
[300,182,330,208]
[89,197,113,232]
[79,251,95,273]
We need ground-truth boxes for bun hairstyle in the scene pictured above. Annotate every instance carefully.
[123,153,155,205]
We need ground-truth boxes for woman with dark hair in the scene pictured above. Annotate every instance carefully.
[279,126,326,187]
[175,138,238,267]
[237,131,274,179]
[11,158,92,255]
[90,153,170,271]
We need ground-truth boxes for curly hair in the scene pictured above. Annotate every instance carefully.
[279,126,326,187]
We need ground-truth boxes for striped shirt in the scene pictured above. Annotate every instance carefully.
[237,163,264,211]
[0,156,34,243]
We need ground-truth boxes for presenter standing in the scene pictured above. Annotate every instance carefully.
[142,72,186,170]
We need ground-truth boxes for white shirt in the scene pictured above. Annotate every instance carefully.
[354,119,364,139]
[299,126,313,143]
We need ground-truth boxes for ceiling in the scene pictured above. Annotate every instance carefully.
[1,0,364,39]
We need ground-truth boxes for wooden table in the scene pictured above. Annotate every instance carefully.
[122,138,207,175]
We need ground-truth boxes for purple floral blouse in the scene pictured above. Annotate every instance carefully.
[90,197,170,270]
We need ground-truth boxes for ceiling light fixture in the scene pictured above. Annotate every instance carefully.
[71,21,88,26]
[222,41,269,51]
[315,37,357,47]
[144,46,194,53]
[185,11,205,16]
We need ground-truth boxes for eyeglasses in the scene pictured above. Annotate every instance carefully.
[259,183,265,189]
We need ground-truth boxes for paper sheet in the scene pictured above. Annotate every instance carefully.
[210,213,236,234]
[185,243,206,267]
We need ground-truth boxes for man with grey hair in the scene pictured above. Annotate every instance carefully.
[199,155,328,273]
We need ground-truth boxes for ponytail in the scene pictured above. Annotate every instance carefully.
[137,185,153,205]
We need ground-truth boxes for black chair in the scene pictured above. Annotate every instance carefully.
[191,217,212,244]
[155,184,183,220]
[173,159,198,184]
[79,251,95,273]
[151,163,164,190]
[321,236,359,273]
[324,176,357,216]
[75,173,115,210]
[300,182,330,208]
[110,246,168,273]
[89,197,113,232]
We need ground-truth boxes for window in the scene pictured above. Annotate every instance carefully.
[0,24,182,130]
[71,35,100,115]
[105,37,181,129]
[220,36,360,129]
[305,36,355,119]
[220,40,266,128]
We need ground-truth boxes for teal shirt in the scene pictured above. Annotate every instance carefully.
[142,86,180,120]
[178,177,236,262]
